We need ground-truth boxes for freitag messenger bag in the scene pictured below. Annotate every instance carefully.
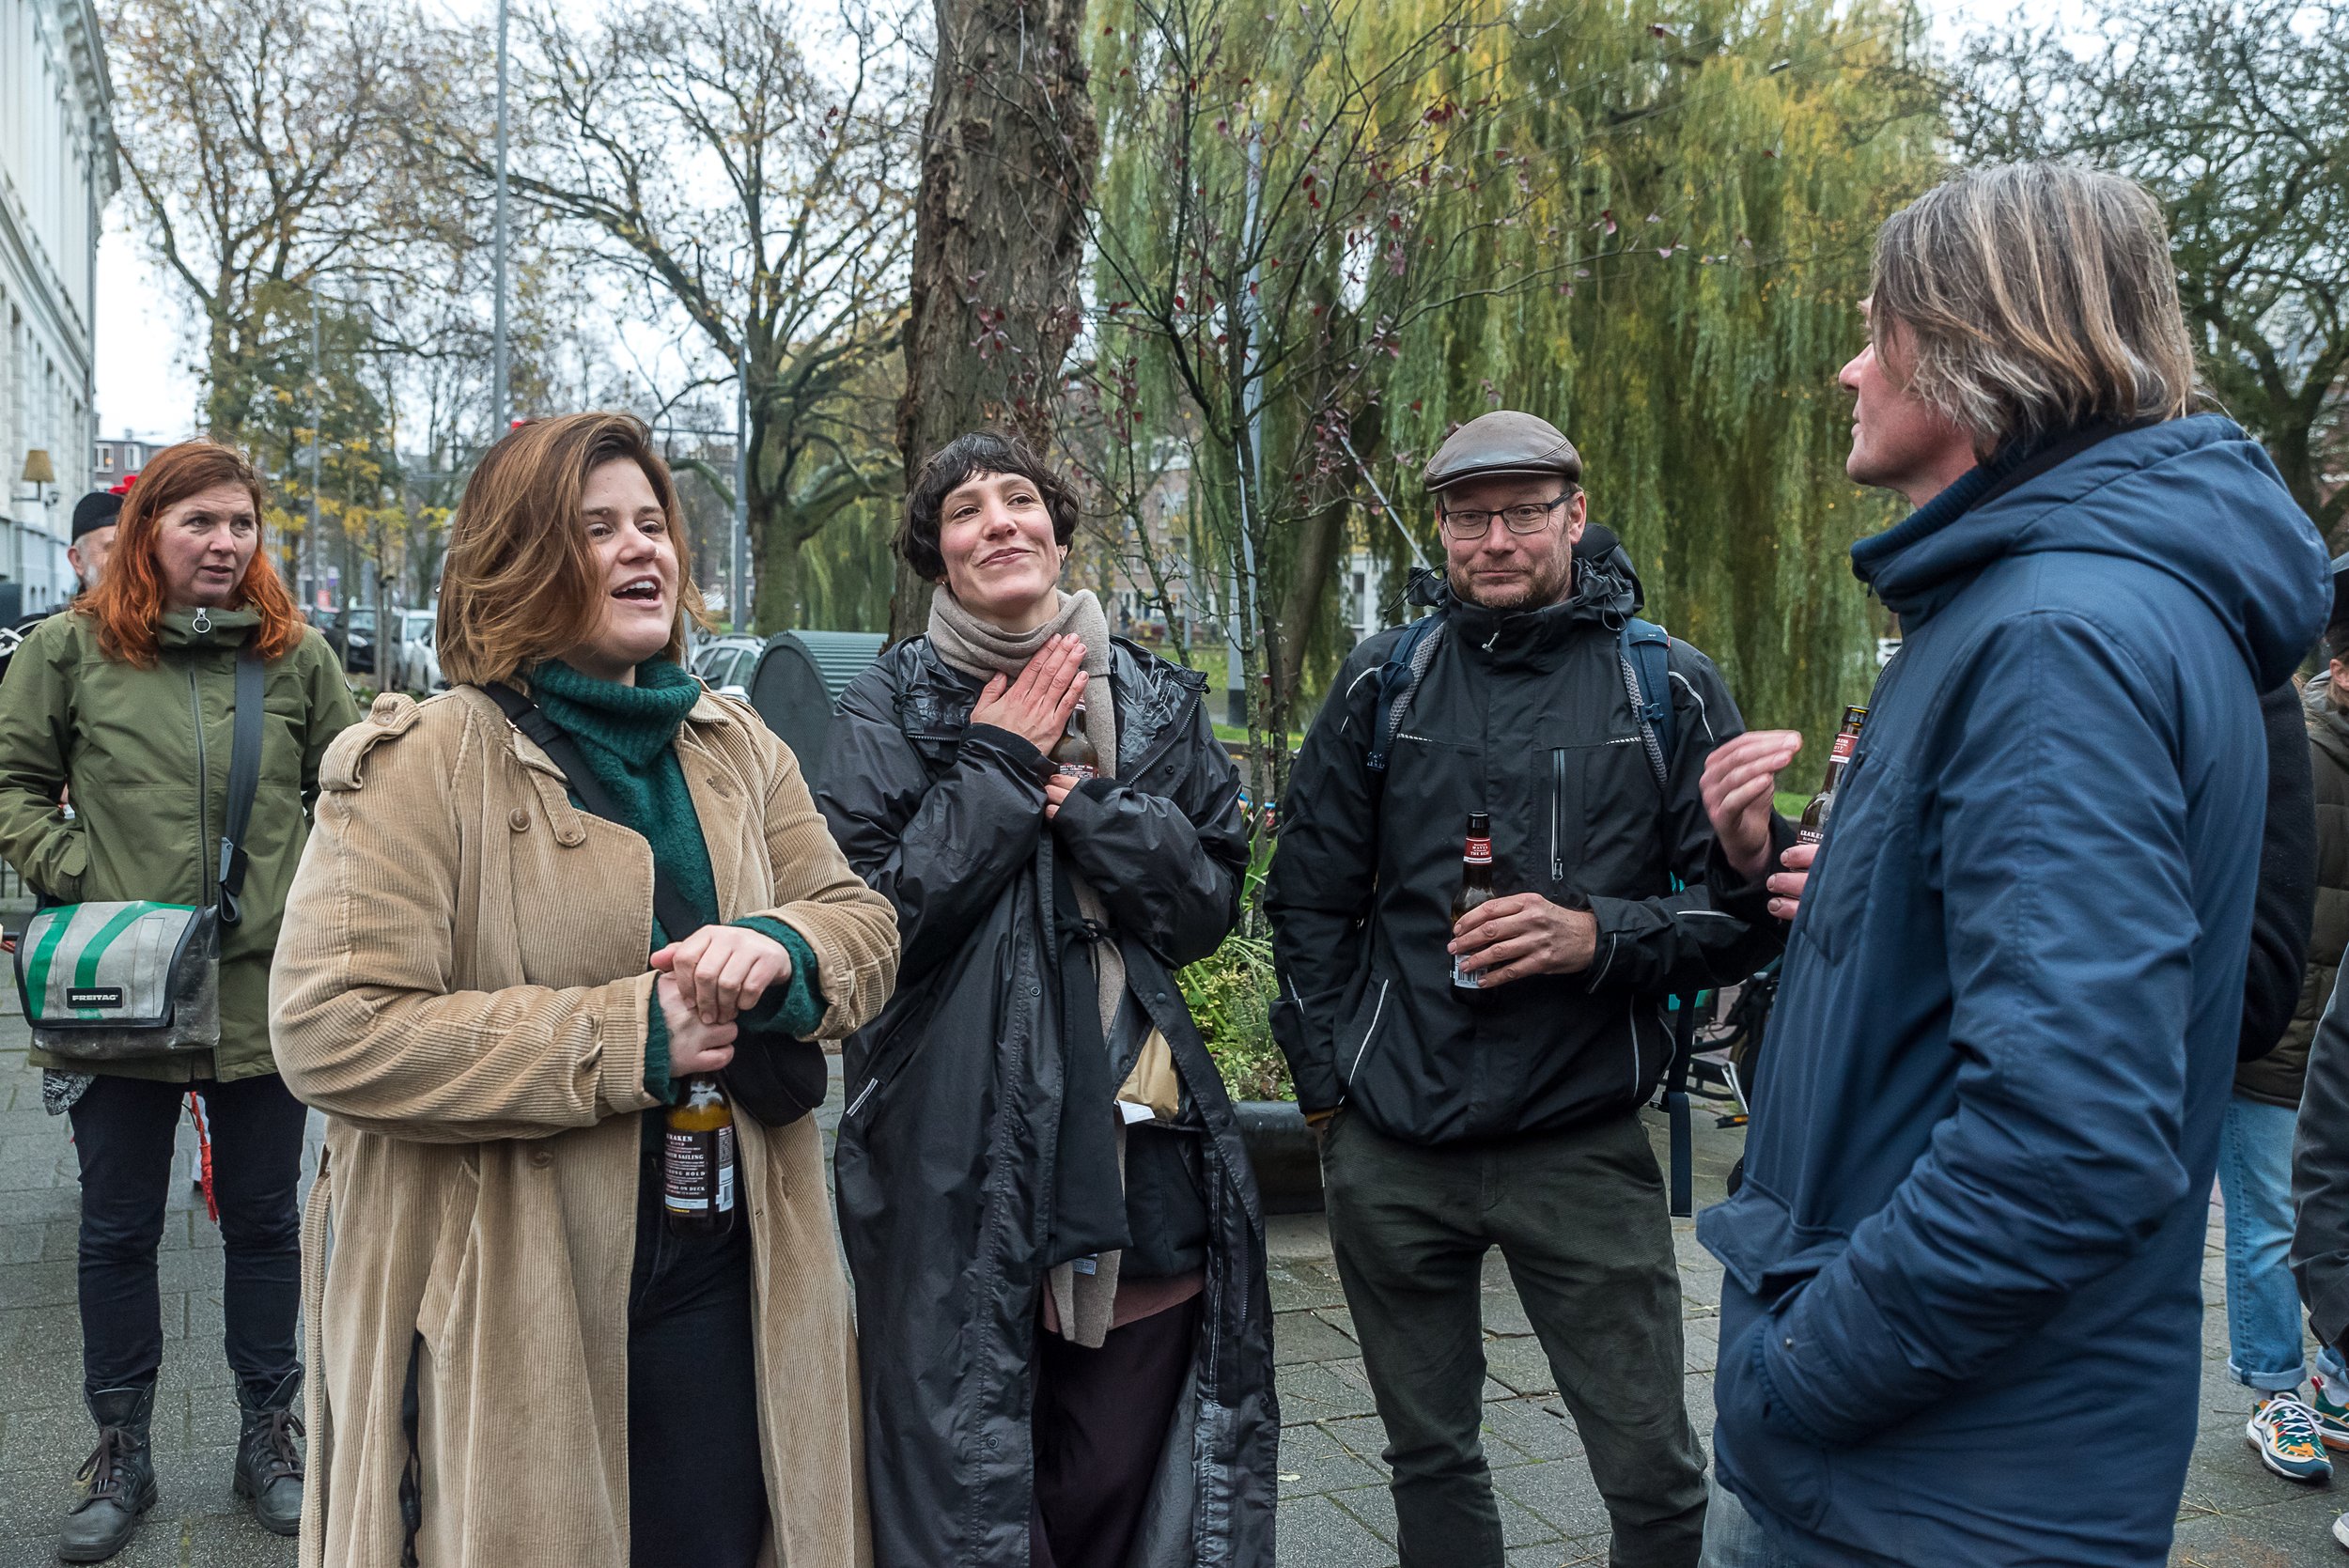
[14,642,265,1061]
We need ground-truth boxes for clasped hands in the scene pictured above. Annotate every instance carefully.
[968,632,1093,821]
[650,924,795,1077]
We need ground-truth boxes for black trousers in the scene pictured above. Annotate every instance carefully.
[1323,1109,1707,1568]
[1029,1296,1201,1568]
[627,1133,766,1568]
[67,1071,308,1405]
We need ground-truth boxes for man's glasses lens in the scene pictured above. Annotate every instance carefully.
[1439,498,1566,539]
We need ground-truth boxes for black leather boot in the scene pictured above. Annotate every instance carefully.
[232,1371,304,1537]
[57,1385,158,1563]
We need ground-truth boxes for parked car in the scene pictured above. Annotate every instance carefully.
[340,607,378,677]
[691,633,764,697]
[387,608,442,692]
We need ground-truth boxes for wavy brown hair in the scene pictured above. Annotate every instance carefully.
[76,441,304,668]
[1871,162,2199,456]
[437,413,707,689]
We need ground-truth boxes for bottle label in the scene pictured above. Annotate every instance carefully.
[1464,835,1492,863]
[1056,763,1097,782]
[1452,954,1481,989]
[1831,733,1856,760]
[663,1128,711,1212]
[714,1125,735,1214]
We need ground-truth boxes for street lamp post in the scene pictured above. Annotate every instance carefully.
[734,356,750,632]
[492,0,511,432]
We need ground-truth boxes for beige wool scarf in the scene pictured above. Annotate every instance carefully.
[926,587,1130,1345]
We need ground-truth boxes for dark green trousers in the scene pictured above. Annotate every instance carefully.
[1322,1108,1706,1568]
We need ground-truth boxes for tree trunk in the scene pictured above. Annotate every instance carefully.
[754,515,805,634]
[1273,495,1352,708]
[890,0,1099,641]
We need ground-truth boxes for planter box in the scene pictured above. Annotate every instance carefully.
[1235,1099,1324,1215]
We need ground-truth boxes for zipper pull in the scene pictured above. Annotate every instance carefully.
[192,608,210,633]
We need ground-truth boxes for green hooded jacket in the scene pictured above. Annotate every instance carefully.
[0,606,360,1081]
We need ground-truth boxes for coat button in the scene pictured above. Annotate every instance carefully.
[529,1148,554,1169]
[508,807,530,832]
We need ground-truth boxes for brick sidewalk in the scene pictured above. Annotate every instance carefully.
[0,988,2335,1565]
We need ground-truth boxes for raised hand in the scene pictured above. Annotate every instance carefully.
[1702,729,1803,881]
[969,633,1088,754]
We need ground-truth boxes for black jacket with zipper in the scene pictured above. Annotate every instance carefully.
[1266,538,1782,1145]
[815,634,1276,1568]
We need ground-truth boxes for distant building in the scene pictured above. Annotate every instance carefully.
[92,429,159,493]
[0,0,117,612]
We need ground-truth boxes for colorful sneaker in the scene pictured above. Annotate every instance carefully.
[2248,1390,2334,1483]
[2311,1367,2349,1451]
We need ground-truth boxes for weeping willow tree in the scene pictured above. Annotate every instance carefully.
[1374,0,1940,748]
[1081,0,1939,780]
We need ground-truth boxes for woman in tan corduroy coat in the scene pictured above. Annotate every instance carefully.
[269,413,897,1568]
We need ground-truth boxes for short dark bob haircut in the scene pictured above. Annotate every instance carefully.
[895,430,1081,582]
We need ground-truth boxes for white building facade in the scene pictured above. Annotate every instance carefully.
[1,0,115,614]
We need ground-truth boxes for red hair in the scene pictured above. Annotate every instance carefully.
[77,441,305,668]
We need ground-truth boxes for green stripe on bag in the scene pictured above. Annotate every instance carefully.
[72,905,157,1017]
[23,911,78,1024]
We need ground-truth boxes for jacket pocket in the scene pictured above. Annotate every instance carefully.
[1336,975,1394,1094]
[415,1157,483,1358]
[1715,1312,1833,1532]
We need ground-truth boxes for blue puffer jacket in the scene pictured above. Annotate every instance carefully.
[1699,416,2328,1567]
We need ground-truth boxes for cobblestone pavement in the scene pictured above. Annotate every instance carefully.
[0,978,2336,1565]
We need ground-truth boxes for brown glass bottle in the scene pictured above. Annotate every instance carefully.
[1796,706,1869,847]
[1050,705,1099,781]
[1450,812,1496,990]
[663,1076,737,1234]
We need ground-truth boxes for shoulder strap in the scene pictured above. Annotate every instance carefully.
[1365,613,1446,778]
[1619,617,1675,790]
[215,643,266,926]
[481,682,705,944]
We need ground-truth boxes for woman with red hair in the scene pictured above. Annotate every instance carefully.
[0,440,357,1562]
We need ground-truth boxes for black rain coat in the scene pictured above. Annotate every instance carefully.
[1266,538,1781,1143]
[817,635,1277,1568]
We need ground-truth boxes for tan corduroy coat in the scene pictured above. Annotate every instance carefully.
[269,684,898,1568]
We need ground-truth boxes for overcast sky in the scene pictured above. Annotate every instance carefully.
[89,0,2064,445]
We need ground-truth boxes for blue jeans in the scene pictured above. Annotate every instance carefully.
[2219,1093,2308,1391]
[1699,1480,1805,1568]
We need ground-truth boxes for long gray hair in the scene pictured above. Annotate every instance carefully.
[1869,163,2198,456]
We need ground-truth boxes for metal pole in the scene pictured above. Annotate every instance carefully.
[308,303,322,608]
[492,0,511,431]
[733,357,750,632]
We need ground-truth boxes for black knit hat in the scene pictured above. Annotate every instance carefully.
[71,489,123,541]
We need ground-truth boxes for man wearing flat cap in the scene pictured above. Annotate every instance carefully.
[1267,411,1781,1566]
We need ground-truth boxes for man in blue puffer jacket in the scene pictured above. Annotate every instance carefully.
[1692,162,2330,1566]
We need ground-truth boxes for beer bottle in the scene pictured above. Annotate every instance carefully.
[663,1076,737,1234]
[1450,811,1496,990]
[1796,706,1869,847]
[1050,705,1099,781]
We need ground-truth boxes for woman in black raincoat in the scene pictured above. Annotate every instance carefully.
[817,431,1276,1568]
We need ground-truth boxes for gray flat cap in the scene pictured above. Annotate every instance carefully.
[1421,411,1582,493]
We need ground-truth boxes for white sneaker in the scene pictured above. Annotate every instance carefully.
[2332,1510,2349,1551]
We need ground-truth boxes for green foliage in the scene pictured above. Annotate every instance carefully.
[1179,934,1295,1101]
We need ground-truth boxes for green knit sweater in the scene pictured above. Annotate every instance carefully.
[532,658,821,1102]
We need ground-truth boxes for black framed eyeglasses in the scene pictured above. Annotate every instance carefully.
[1437,493,1574,541]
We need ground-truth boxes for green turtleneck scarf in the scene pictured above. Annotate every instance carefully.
[531,658,821,1102]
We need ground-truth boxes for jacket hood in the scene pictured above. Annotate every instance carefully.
[1853,415,2326,692]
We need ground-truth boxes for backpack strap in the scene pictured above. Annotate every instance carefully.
[1364,613,1446,778]
[215,643,266,927]
[1619,617,1675,791]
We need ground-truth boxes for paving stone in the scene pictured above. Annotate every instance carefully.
[1272,1309,1361,1366]
[1276,1493,1396,1568]
[1491,1454,1614,1539]
[1276,1358,1383,1425]
[1275,1421,1387,1494]
[1484,1336,1560,1398]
